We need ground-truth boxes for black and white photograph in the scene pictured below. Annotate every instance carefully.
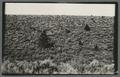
[2,2,117,74]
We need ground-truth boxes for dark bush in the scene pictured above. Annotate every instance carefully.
[84,24,90,31]
[79,40,83,46]
[39,30,54,49]
[94,44,99,51]
[65,29,70,33]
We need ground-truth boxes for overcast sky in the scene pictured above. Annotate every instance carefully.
[5,3,115,16]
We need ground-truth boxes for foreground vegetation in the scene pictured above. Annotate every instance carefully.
[2,59,114,74]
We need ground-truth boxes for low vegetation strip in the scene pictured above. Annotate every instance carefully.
[2,59,114,74]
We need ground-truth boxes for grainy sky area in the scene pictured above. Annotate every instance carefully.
[5,3,115,16]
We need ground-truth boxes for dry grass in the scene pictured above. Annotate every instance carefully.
[2,59,114,74]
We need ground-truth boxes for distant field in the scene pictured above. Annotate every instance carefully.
[2,15,114,74]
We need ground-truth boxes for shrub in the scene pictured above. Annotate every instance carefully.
[84,24,90,31]
[39,30,54,49]
[58,63,78,74]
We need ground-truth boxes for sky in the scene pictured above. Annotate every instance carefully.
[5,3,115,16]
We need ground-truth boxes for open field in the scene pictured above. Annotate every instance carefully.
[2,15,114,74]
